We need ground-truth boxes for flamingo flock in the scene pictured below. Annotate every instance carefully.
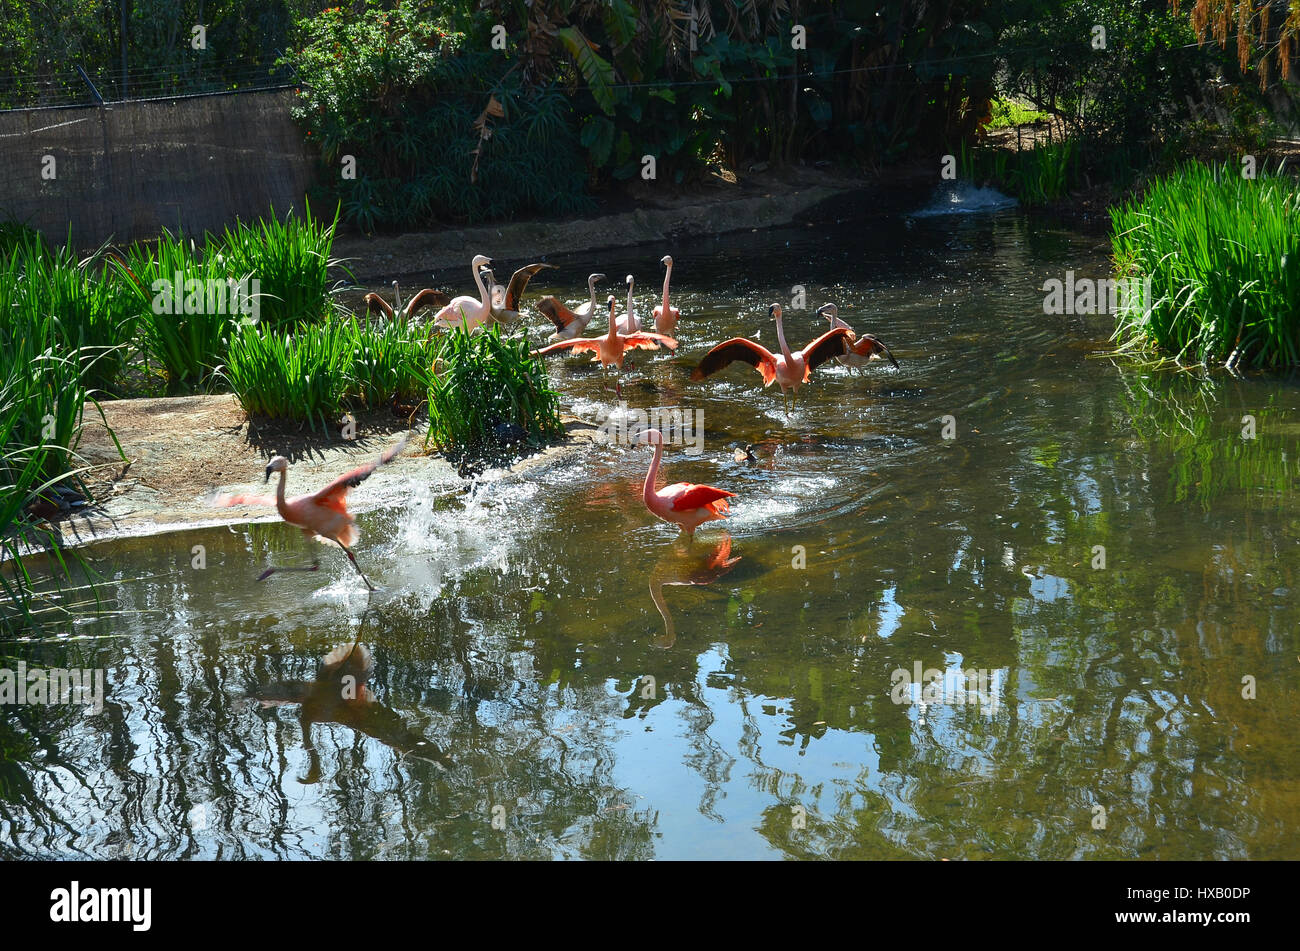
[223,251,900,589]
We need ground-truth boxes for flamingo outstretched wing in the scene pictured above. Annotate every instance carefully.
[533,337,602,357]
[801,327,854,375]
[537,297,579,334]
[690,338,777,385]
[313,438,408,512]
[405,288,452,318]
[671,484,737,513]
[622,331,678,351]
[849,331,899,368]
[503,263,556,312]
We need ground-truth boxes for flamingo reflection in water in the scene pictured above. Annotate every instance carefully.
[648,534,742,648]
[255,636,451,783]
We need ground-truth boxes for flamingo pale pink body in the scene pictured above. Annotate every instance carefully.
[433,253,493,332]
[640,428,736,538]
[615,274,641,334]
[652,255,681,335]
[216,439,406,589]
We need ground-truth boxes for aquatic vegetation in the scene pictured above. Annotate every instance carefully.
[348,319,441,410]
[3,234,135,396]
[425,326,565,462]
[1110,162,1300,369]
[111,231,235,392]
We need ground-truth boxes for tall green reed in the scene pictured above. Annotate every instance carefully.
[1110,161,1300,369]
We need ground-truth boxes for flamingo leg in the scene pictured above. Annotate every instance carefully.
[339,543,376,591]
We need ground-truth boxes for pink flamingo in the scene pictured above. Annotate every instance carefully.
[652,255,681,335]
[215,439,406,589]
[816,303,899,372]
[538,272,606,342]
[690,303,851,415]
[640,428,736,538]
[533,296,677,396]
[615,274,641,334]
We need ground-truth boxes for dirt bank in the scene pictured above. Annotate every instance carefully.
[55,394,598,549]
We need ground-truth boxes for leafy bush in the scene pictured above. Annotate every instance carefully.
[288,3,591,230]
[1110,162,1300,369]
[425,325,564,462]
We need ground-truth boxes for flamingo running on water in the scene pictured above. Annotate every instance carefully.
[652,255,681,335]
[363,281,451,325]
[690,303,852,415]
[640,428,736,539]
[816,303,899,372]
[533,296,677,396]
[538,273,606,342]
[215,439,407,590]
[615,274,641,334]
[432,254,493,333]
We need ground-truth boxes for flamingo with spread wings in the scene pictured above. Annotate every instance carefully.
[690,303,851,414]
[533,296,677,396]
[215,439,406,589]
[816,303,899,372]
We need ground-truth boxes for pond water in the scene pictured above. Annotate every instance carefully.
[4,194,1299,859]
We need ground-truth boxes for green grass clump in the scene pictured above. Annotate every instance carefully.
[426,326,564,462]
[111,231,236,392]
[4,234,135,396]
[222,319,439,430]
[959,140,1078,207]
[217,203,343,331]
[222,320,355,432]
[1110,162,1300,369]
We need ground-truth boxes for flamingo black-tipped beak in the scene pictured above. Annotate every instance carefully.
[593,274,605,282]
[768,304,778,319]
[263,466,272,483]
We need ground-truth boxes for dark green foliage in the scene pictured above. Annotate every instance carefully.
[289,3,592,230]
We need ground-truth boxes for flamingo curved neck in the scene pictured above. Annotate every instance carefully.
[643,437,664,506]
[661,264,672,312]
[273,470,290,519]
[393,282,402,313]
[588,278,598,311]
[774,315,793,361]
[473,265,490,307]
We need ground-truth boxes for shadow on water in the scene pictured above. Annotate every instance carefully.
[3,208,1300,859]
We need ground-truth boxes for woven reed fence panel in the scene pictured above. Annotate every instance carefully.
[0,88,314,247]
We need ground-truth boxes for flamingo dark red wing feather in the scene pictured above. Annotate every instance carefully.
[690,338,777,384]
[537,297,578,332]
[802,327,854,373]
[504,263,556,312]
[671,484,737,513]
